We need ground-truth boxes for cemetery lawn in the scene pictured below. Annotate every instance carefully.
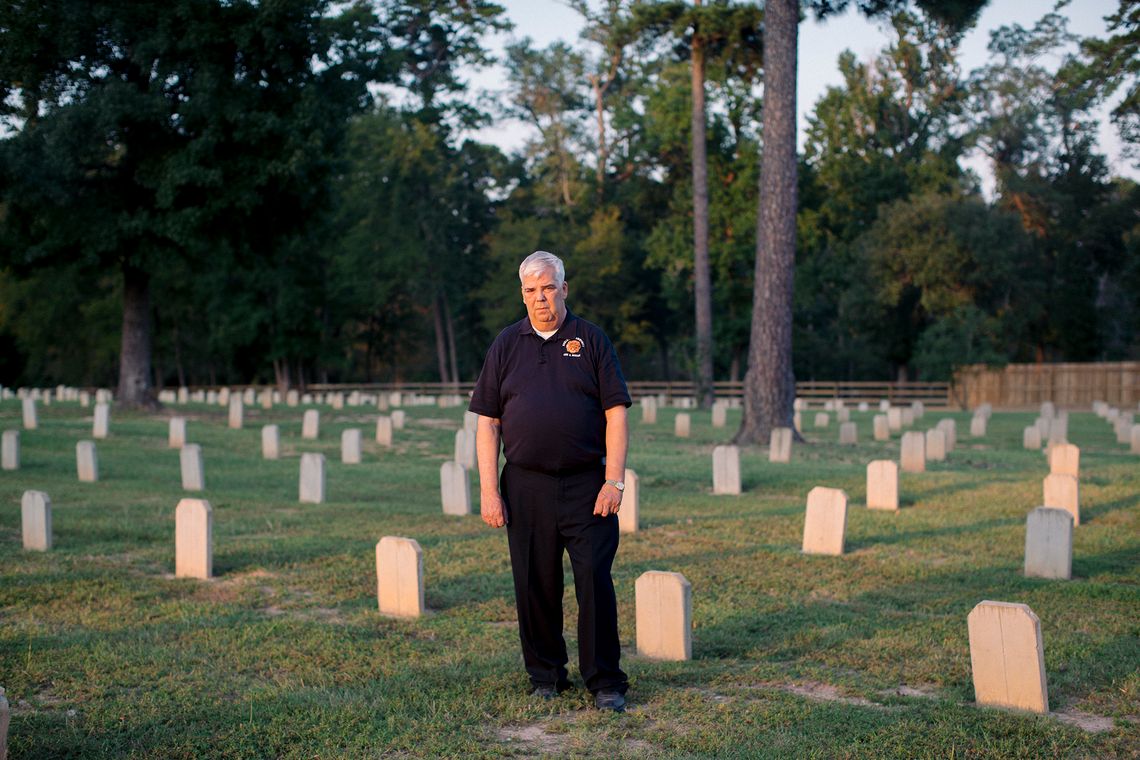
[1,401,1138,758]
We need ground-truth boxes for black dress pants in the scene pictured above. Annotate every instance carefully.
[501,462,628,694]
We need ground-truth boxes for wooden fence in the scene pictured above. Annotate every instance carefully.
[952,362,1140,409]
[297,379,954,408]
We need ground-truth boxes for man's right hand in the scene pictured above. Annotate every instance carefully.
[480,490,508,528]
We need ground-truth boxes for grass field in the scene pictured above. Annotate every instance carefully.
[1,397,1138,758]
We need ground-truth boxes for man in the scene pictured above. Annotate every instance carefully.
[468,250,630,712]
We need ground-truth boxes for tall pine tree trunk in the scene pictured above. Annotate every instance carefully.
[116,262,157,408]
[432,292,449,385]
[691,5,714,410]
[735,0,797,444]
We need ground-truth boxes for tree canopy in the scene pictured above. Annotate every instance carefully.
[0,0,1136,396]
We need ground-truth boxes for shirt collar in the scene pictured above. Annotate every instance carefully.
[518,309,575,338]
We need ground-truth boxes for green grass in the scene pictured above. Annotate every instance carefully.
[1,399,1138,758]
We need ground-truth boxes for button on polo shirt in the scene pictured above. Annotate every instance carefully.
[469,311,631,475]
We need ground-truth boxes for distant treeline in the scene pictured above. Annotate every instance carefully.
[1,1,1137,392]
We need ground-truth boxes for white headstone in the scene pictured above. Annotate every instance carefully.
[261,425,280,460]
[936,419,957,451]
[175,498,213,579]
[1040,401,1055,419]
[879,399,891,412]
[1,430,18,471]
[900,431,925,473]
[619,468,639,534]
[21,490,52,551]
[712,445,741,495]
[635,570,691,661]
[1132,424,1140,454]
[180,444,205,491]
[873,414,889,441]
[286,389,299,407]
[302,409,320,439]
[925,429,947,462]
[342,428,362,464]
[376,536,425,618]
[838,421,857,445]
[1047,443,1079,477]
[967,601,1048,714]
[675,413,691,438]
[169,417,187,449]
[1023,426,1042,450]
[1024,507,1072,580]
[1042,473,1079,526]
[454,429,475,469]
[1047,414,1068,445]
[901,407,915,428]
[440,461,470,516]
[76,440,98,482]
[376,415,393,447]
[769,427,792,463]
[802,487,848,555]
[228,396,244,429]
[866,460,899,511]
[887,407,902,432]
[22,398,37,430]
[837,407,850,424]
[858,401,869,412]
[814,412,829,428]
[93,402,110,439]
[391,410,406,429]
[711,401,727,428]
[299,453,326,503]
[911,400,925,419]
[970,415,986,438]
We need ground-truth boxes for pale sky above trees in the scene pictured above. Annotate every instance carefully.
[466,0,1137,186]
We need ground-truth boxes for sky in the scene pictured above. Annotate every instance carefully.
[462,0,1137,187]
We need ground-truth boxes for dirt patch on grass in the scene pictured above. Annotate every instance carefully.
[497,723,571,756]
[879,684,939,699]
[780,681,879,708]
[1052,708,1116,733]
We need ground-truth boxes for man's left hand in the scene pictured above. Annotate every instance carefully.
[594,483,622,517]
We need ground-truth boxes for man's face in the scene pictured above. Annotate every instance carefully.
[521,268,568,331]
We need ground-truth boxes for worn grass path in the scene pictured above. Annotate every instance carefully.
[1,399,1138,758]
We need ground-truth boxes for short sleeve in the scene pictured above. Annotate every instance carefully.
[468,339,503,418]
[596,332,631,410]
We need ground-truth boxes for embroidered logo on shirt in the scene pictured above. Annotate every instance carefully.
[563,338,583,357]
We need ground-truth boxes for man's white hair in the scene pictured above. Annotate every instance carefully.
[518,250,565,286]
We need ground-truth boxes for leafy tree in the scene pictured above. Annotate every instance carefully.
[796,11,972,381]
[632,0,763,407]
[1070,0,1140,161]
[734,0,988,444]
[0,0,382,404]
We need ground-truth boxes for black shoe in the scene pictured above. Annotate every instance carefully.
[530,684,559,700]
[594,690,626,713]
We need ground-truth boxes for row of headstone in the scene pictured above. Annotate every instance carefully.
[17,494,213,578]
[376,531,696,662]
[1093,401,1139,449]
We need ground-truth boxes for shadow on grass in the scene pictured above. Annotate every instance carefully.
[1080,494,1140,524]
[847,515,1023,551]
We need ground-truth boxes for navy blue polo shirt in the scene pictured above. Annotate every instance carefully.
[468,310,631,475]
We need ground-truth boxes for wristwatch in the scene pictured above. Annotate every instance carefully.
[605,479,625,492]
